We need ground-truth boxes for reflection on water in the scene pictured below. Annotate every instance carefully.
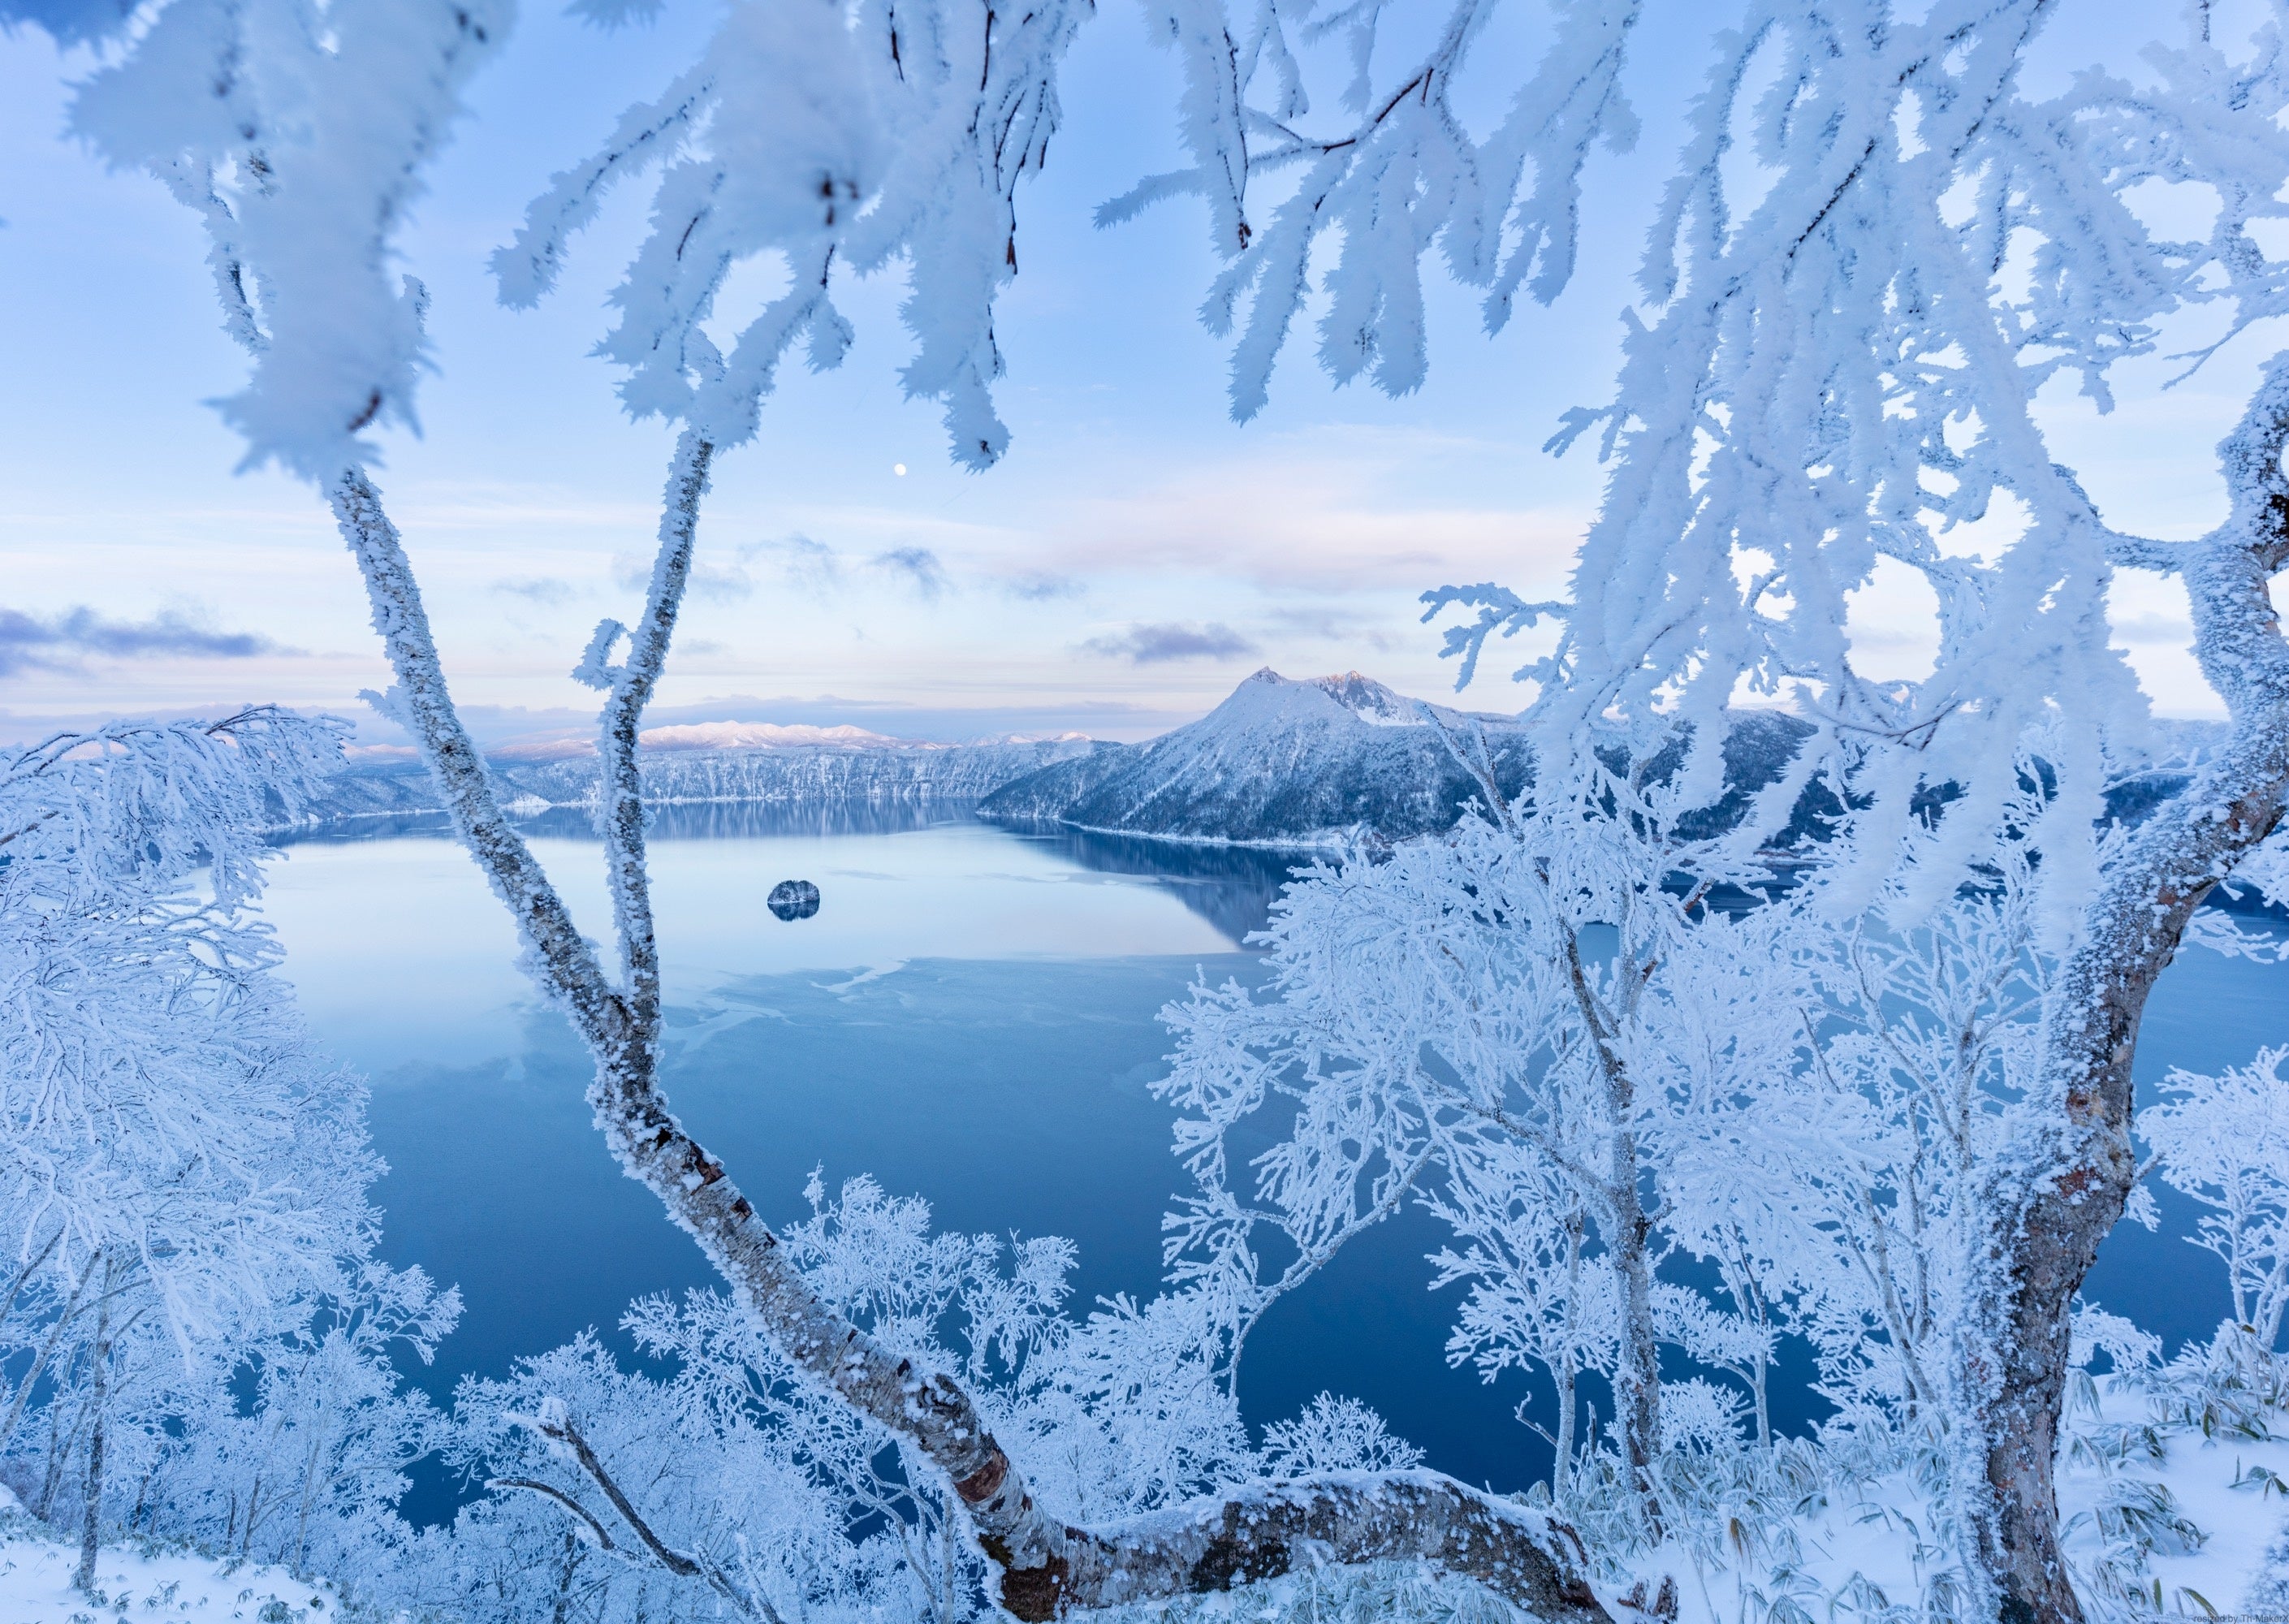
[274,801,1306,948]
[261,806,1261,1076]
[992,820,1307,944]
[272,796,989,847]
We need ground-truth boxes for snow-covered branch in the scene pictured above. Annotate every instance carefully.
[1034,1472,1607,1618]
[1112,0,1643,421]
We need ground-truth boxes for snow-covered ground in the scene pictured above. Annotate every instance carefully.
[0,1423,2278,1624]
[1582,1375,2289,1623]
[0,1489,333,1624]
[2057,1383,2289,1618]
[2,1378,2285,1622]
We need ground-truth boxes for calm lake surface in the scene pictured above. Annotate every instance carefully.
[261,803,2288,1521]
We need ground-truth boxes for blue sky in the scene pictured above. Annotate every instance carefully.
[0,0,2268,745]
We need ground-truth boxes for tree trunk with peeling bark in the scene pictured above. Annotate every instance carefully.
[1955,365,2289,1623]
[328,455,1613,1620]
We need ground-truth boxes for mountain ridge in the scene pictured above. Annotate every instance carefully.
[295,669,1826,851]
[300,734,1103,823]
[978,667,1536,849]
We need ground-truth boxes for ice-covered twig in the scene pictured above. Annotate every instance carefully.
[485,1478,618,1553]
[525,1406,776,1622]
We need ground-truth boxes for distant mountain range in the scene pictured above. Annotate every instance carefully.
[298,668,1827,851]
[303,733,1101,823]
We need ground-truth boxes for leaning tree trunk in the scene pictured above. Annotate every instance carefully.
[1954,361,2289,1622]
[328,460,1613,1622]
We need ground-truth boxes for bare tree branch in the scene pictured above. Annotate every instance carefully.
[530,1407,776,1623]
[486,1478,617,1553]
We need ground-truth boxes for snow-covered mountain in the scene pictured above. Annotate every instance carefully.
[301,732,1103,823]
[300,672,1825,849]
[978,668,1535,848]
[979,668,1833,850]
[637,720,905,751]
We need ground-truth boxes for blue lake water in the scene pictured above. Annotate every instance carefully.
[261,805,2288,1521]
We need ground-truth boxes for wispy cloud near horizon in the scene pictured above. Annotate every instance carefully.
[1082,622,1259,664]
[1003,571,1085,602]
[0,607,292,676]
[718,537,952,603]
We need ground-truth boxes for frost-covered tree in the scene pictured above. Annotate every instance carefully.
[2140,1047,2289,1363]
[0,712,352,1572]
[1160,743,1804,1539]
[1424,1138,1617,1501]
[149,1260,458,1586]
[0,706,460,1600]
[1427,14,2289,1612]
[413,1175,1419,1624]
[17,0,2289,1616]
[1160,730,2233,1605]
[1764,839,2062,1436]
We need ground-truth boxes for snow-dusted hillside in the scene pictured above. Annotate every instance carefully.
[304,677,1837,850]
[0,1490,332,1622]
[501,733,1102,806]
[303,733,1103,823]
[303,677,1833,849]
[637,720,902,750]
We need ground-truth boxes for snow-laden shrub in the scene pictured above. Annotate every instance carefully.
[2141,1049,2289,1360]
[410,1176,1417,1624]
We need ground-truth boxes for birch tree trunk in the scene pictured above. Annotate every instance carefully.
[1608,1168,1663,1540]
[327,460,1613,1621]
[1553,1207,1587,1502]
[1955,361,2289,1622]
[1561,923,1664,1536]
[74,1260,112,1594]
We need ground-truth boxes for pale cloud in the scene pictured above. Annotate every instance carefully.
[491,576,577,605]
[0,606,291,676]
[1082,622,1259,664]
[869,546,949,600]
[1265,605,1395,650]
[1002,571,1085,602]
[737,432,1586,602]
[1043,434,1587,593]
[721,537,949,601]
[736,534,844,596]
